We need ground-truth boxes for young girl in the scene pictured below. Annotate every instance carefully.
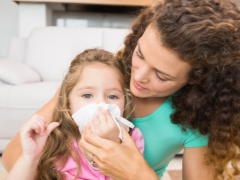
[5,48,144,180]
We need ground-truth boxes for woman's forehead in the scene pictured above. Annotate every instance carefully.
[138,25,192,79]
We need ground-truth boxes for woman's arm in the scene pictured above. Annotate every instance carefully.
[79,126,159,180]
[183,146,214,180]
[2,88,60,172]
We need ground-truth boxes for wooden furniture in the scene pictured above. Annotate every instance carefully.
[14,0,153,38]
[13,0,153,6]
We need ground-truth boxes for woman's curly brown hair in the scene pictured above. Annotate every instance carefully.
[118,0,240,179]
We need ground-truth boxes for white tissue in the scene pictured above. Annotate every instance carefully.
[71,102,134,140]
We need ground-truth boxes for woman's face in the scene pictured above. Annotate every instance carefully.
[130,24,192,98]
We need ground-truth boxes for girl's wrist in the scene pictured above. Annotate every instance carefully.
[20,154,41,167]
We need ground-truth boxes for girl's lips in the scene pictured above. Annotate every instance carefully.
[133,80,147,90]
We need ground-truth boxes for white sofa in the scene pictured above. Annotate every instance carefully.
[0,27,130,152]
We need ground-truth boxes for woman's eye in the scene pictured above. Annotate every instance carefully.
[108,95,118,99]
[156,74,167,82]
[82,94,93,98]
[135,51,143,59]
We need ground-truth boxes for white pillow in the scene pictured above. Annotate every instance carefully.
[0,59,41,85]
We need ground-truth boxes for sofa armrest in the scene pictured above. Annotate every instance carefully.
[0,58,41,85]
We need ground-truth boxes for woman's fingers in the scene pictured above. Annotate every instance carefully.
[80,127,103,149]
[80,126,149,179]
[80,127,117,158]
[81,126,134,150]
[120,126,135,146]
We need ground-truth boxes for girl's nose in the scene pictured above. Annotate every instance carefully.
[96,96,106,104]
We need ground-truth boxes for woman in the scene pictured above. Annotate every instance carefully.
[3,0,240,179]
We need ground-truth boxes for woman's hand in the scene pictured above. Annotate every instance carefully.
[20,114,59,161]
[79,126,159,180]
[89,108,120,143]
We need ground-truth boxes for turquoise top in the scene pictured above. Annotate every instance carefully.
[131,96,208,178]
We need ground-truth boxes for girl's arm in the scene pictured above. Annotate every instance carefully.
[4,154,40,180]
[2,88,60,172]
[79,126,160,180]
[5,115,59,180]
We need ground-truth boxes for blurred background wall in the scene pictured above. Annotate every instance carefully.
[0,1,142,58]
[2,0,239,58]
[0,0,19,58]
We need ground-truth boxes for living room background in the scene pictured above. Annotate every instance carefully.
[0,0,146,58]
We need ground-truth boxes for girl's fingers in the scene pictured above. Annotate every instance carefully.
[105,111,116,126]
[88,122,96,133]
[36,115,46,129]
[97,108,108,124]
[22,121,42,139]
[28,115,46,135]
[32,120,45,135]
[35,114,46,123]
[91,116,99,132]
[21,114,56,138]
[45,122,60,136]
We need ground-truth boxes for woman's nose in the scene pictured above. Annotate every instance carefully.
[134,66,150,83]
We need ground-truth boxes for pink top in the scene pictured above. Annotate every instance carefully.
[57,128,144,180]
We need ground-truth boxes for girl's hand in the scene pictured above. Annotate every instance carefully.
[79,126,159,180]
[20,114,59,161]
[88,108,120,143]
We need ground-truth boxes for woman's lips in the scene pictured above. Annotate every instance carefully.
[133,80,147,90]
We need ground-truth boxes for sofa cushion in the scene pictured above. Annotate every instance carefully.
[0,81,60,139]
[102,28,130,53]
[24,27,130,82]
[0,59,41,85]
[24,27,103,81]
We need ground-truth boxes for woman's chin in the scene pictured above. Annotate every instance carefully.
[130,88,148,98]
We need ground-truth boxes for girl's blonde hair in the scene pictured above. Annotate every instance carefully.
[36,48,132,180]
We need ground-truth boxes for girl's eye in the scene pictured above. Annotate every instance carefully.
[82,94,93,98]
[108,95,118,99]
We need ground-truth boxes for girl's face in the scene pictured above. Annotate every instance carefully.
[69,63,125,115]
[130,24,192,98]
